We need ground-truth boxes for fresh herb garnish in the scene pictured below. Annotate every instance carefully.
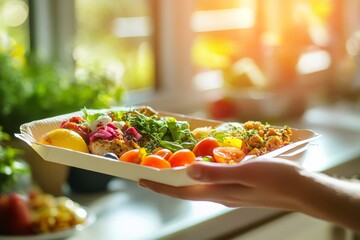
[242,129,258,139]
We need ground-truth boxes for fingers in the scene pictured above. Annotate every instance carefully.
[186,157,301,186]
[139,179,250,206]
[186,162,246,185]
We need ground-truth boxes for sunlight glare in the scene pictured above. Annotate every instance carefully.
[194,70,224,91]
[2,0,29,27]
[296,50,331,75]
[191,8,254,32]
[112,17,152,38]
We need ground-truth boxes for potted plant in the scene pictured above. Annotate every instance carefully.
[0,40,125,195]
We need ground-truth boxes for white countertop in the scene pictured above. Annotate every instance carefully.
[68,101,360,240]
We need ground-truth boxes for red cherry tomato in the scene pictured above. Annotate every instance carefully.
[168,149,196,167]
[213,147,246,164]
[119,148,146,164]
[192,137,221,157]
[141,154,171,169]
[154,148,173,161]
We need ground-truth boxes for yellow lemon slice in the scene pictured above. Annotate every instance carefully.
[39,128,89,153]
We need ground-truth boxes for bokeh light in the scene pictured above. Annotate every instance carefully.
[2,0,29,27]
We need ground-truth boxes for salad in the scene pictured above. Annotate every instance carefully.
[46,106,293,168]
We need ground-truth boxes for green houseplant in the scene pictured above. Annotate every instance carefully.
[0,51,125,134]
[0,126,31,194]
[0,41,125,194]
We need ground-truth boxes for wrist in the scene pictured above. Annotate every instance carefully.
[292,170,360,231]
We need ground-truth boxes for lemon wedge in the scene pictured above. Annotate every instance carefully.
[39,128,89,153]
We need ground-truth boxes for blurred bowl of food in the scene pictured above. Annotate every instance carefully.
[0,189,95,240]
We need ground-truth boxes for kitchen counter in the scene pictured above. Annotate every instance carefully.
[68,101,360,240]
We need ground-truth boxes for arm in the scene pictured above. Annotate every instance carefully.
[139,157,360,232]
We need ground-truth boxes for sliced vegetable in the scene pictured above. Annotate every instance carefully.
[192,137,220,157]
[213,147,246,164]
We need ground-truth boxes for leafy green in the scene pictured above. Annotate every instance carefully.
[0,52,124,134]
[120,110,197,152]
[82,107,107,123]
[0,126,30,193]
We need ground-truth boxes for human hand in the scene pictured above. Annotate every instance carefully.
[139,157,306,210]
[140,157,360,232]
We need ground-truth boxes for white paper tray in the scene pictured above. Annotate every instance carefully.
[15,108,320,186]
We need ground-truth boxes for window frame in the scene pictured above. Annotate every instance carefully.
[28,0,360,114]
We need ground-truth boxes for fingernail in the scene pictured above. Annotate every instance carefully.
[188,165,202,179]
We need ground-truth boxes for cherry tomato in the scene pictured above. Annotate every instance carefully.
[154,148,173,160]
[213,147,246,164]
[168,149,196,167]
[192,137,221,157]
[119,148,146,164]
[141,155,171,169]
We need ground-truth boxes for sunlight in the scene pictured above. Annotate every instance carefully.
[112,17,152,38]
[191,8,255,32]
[194,70,224,91]
[296,50,331,75]
[2,0,28,27]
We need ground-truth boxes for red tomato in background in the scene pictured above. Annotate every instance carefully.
[168,149,196,167]
[213,146,246,164]
[208,98,237,120]
[192,137,221,157]
[141,155,171,169]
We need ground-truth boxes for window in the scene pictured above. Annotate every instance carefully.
[191,0,360,91]
[74,0,155,91]
[3,0,360,113]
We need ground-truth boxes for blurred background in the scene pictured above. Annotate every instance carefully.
[1,0,360,133]
[1,1,360,238]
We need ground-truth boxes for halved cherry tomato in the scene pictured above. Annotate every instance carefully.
[168,149,196,167]
[141,154,171,169]
[192,137,221,157]
[154,148,173,161]
[119,148,146,164]
[213,147,246,164]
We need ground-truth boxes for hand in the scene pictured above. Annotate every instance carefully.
[139,157,305,210]
[139,157,360,232]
